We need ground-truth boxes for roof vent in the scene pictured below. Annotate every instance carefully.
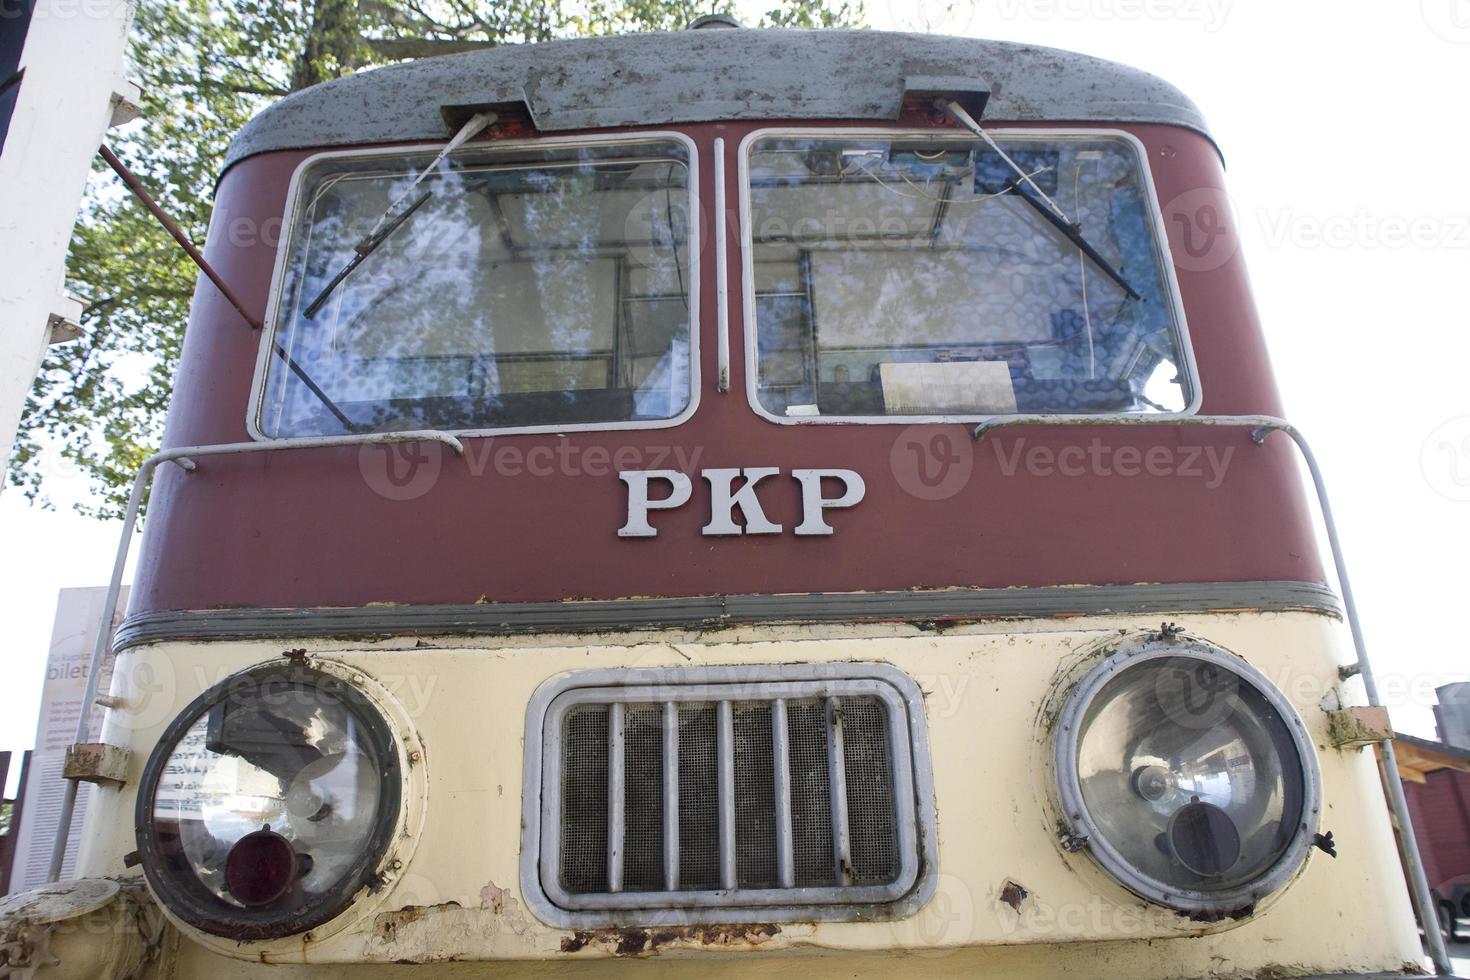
[688,13,742,29]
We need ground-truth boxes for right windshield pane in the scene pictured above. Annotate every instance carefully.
[745,133,1190,419]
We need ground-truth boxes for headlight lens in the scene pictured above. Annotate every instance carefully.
[1055,637,1319,914]
[136,663,401,939]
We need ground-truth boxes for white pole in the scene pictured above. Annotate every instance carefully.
[0,0,138,486]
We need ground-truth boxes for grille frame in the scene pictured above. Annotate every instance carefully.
[520,663,938,928]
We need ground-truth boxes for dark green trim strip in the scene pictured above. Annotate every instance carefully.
[113,581,1341,653]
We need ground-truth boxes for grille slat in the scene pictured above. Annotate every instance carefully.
[607,702,625,892]
[826,697,853,886]
[771,696,796,889]
[662,701,680,891]
[717,700,737,890]
[538,668,931,922]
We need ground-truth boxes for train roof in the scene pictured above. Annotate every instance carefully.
[223,29,1211,173]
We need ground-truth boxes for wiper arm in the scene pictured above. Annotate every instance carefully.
[939,99,1141,301]
[302,110,497,320]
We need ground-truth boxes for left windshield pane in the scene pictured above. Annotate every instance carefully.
[258,138,693,437]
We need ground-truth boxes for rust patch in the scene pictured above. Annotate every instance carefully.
[1181,902,1254,924]
[373,902,461,943]
[560,923,781,956]
[999,880,1029,912]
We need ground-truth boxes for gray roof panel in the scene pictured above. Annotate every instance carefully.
[223,29,1211,172]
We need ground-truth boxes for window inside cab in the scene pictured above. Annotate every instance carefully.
[257,137,694,437]
[743,133,1191,420]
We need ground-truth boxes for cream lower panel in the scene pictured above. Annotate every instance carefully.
[82,611,1423,974]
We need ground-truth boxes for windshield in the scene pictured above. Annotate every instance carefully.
[743,133,1190,419]
[257,137,694,437]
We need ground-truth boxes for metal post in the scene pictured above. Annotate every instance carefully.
[972,413,1455,976]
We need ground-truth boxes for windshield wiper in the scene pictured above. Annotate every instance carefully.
[939,99,1141,301]
[302,110,497,319]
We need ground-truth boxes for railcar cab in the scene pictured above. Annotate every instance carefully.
[59,26,1429,980]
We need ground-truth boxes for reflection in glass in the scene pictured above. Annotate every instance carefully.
[150,678,388,912]
[1074,657,1305,893]
[746,135,1189,418]
[261,140,693,436]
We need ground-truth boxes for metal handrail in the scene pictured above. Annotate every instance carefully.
[46,430,464,883]
[972,413,1453,976]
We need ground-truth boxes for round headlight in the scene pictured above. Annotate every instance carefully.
[1054,635,1320,915]
[136,662,402,939]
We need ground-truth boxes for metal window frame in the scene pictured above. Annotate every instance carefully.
[244,131,702,442]
[519,663,939,928]
[1053,634,1323,915]
[735,126,1202,427]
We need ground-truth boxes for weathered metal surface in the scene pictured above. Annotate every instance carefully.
[559,923,782,955]
[60,742,130,787]
[81,619,1429,970]
[1328,705,1395,750]
[223,29,1210,172]
[111,580,1344,652]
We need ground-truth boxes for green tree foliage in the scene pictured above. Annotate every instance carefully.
[9,0,861,518]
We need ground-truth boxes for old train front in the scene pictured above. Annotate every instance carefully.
[14,24,1433,979]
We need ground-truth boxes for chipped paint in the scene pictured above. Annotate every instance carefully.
[559,923,782,956]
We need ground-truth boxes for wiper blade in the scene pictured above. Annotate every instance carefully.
[301,110,497,320]
[939,99,1141,301]
[303,190,431,319]
[1002,175,1141,300]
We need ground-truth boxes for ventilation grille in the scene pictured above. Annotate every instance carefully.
[525,665,936,925]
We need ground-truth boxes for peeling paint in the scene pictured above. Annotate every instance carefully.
[559,923,782,956]
[372,902,461,944]
[999,880,1029,913]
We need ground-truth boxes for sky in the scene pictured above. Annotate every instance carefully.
[2,0,1469,793]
